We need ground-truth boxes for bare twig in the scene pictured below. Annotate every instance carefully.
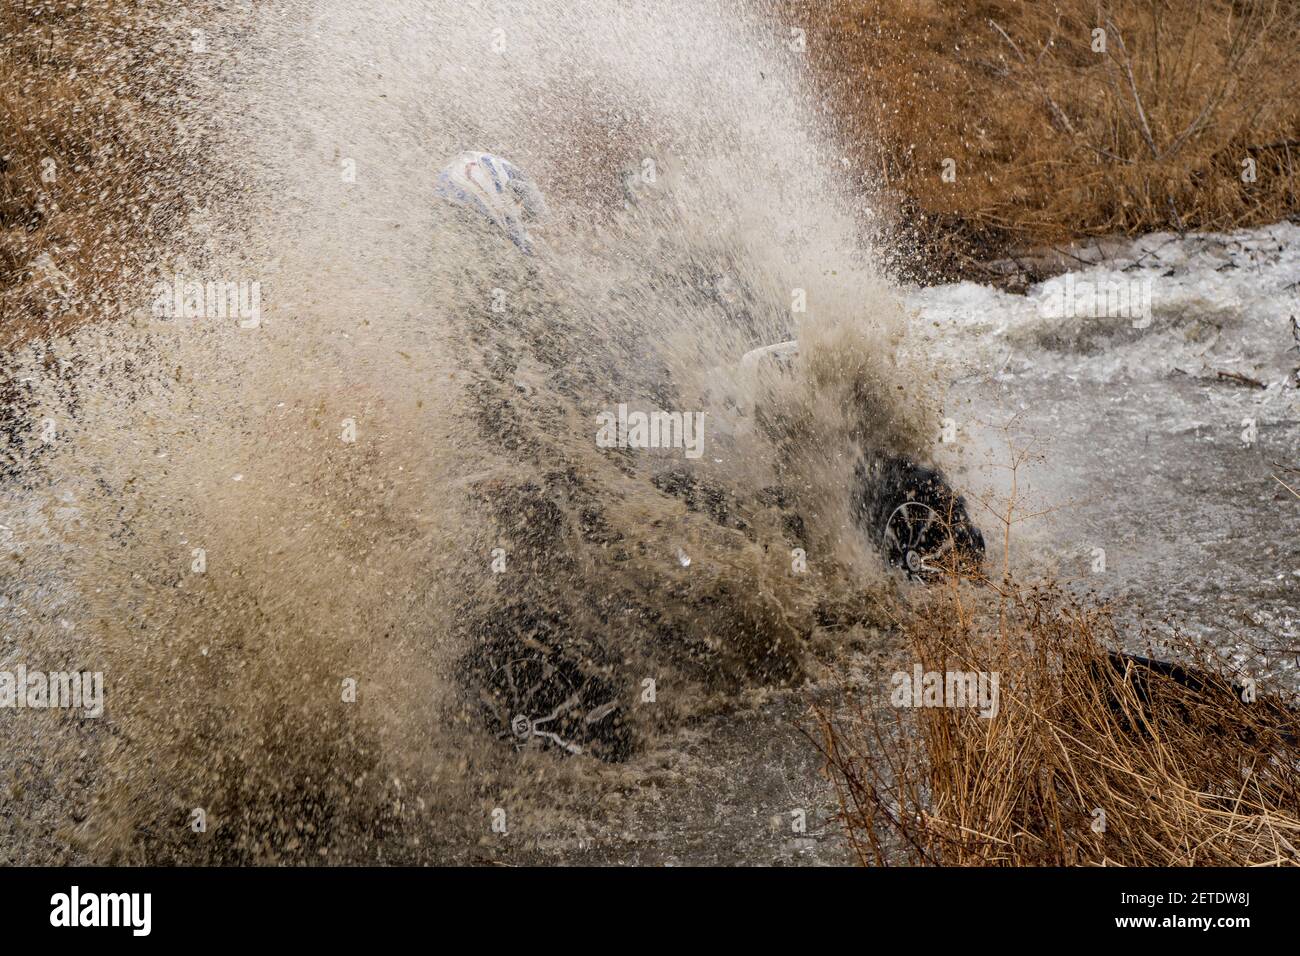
[1213,369,1267,389]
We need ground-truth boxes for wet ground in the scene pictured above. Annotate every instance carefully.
[498,688,857,866]
[957,372,1299,675]
[934,224,1300,684]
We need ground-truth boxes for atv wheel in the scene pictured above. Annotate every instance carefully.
[856,456,986,580]
[882,500,956,580]
[464,635,632,761]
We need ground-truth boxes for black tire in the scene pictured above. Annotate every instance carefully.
[457,611,634,761]
[855,456,986,580]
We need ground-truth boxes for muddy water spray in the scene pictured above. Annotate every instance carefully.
[1,0,936,862]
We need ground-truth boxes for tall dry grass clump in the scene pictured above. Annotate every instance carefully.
[782,0,1300,277]
[813,578,1300,866]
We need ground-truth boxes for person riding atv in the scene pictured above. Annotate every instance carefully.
[434,151,549,254]
[437,151,986,759]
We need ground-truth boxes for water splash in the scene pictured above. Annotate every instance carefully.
[1,0,937,863]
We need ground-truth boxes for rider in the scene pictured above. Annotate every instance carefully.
[434,151,549,254]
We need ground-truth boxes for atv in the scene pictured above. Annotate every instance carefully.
[440,152,986,760]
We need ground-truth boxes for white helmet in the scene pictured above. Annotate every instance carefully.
[434,151,548,252]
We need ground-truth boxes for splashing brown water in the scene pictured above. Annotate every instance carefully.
[1,0,944,863]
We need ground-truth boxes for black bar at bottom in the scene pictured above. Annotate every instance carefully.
[0,866,1284,942]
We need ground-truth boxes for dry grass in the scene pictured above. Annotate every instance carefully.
[812,576,1300,866]
[783,0,1300,279]
[813,445,1300,867]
